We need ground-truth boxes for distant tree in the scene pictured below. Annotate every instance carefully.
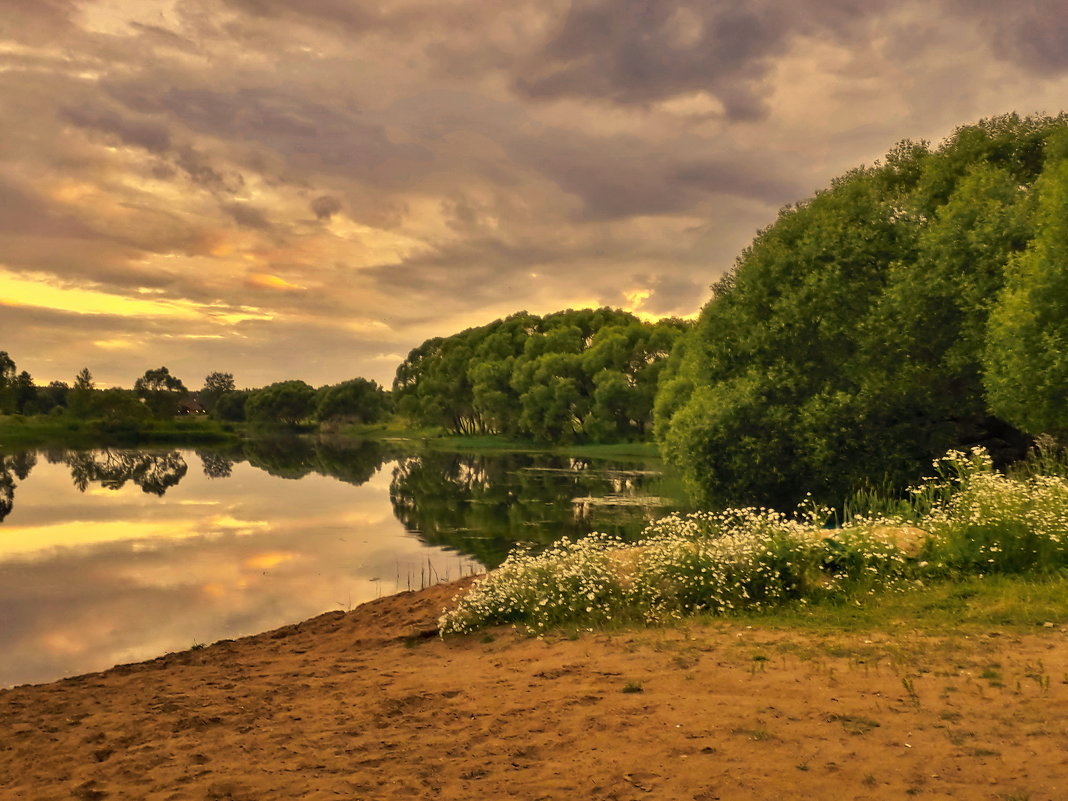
[213,390,250,422]
[38,381,69,414]
[13,371,36,415]
[74,368,94,392]
[314,378,390,424]
[68,368,96,418]
[245,380,316,426]
[392,308,687,441]
[134,367,188,417]
[93,389,152,423]
[199,371,236,413]
[0,352,16,414]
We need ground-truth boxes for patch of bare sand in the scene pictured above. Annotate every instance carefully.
[1,578,1066,800]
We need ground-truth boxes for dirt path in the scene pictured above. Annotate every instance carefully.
[2,579,1066,800]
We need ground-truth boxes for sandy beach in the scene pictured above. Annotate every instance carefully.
[2,578,1066,800]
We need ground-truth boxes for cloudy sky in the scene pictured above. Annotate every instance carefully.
[1,0,1067,389]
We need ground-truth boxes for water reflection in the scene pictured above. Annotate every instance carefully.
[65,450,188,495]
[389,450,675,567]
[0,451,36,522]
[0,440,682,687]
[0,438,390,521]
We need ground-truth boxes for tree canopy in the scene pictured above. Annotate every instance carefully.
[393,308,689,442]
[199,372,236,413]
[134,367,188,417]
[244,380,316,426]
[656,113,1068,507]
[314,377,390,424]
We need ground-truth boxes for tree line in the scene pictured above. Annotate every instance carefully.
[0,356,390,427]
[655,113,1068,507]
[393,308,690,442]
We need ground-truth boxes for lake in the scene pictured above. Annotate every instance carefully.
[0,438,687,687]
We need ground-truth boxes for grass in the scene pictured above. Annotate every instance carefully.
[0,414,237,447]
[336,421,660,460]
[723,573,1068,633]
[439,447,1068,636]
[828,714,880,735]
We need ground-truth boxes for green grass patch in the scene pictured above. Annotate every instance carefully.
[0,414,237,448]
[724,574,1067,633]
[333,423,662,461]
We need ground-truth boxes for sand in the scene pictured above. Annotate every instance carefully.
[1,578,1066,800]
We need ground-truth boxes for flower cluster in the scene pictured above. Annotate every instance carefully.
[439,447,1068,635]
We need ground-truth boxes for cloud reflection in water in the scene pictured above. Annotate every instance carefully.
[0,449,480,688]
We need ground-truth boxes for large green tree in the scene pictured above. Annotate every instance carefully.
[0,352,16,414]
[245,380,316,426]
[314,378,390,424]
[134,367,188,417]
[984,131,1068,436]
[67,368,96,419]
[656,114,1064,507]
[393,308,688,442]
[199,371,236,413]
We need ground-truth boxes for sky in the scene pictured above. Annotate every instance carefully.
[1,0,1067,389]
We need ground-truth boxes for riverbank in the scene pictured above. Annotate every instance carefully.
[337,421,662,459]
[2,578,1066,800]
[0,415,661,461]
[0,414,236,448]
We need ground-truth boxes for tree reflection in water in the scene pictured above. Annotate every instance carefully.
[198,451,233,479]
[0,440,392,521]
[1,442,678,567]
[388,451,673,568]
[0,452,36,522]
[64,450,188,496]
[239,437,386,486]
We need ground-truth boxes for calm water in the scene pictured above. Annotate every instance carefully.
[0,439,686,687]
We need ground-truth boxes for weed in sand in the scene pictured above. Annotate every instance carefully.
[732,726,774,742]
[901,676,921,706]
[828,714,880,735]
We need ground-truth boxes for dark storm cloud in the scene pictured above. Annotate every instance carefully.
[0,304,160,339]
[61,103,173,153]
[310,195,342,220]
[127,22,199,51]
[511,0,895,118]
[0,177,94,239]
[219,0,382,31]
[367,237,558,297]
[510,127,803,220]
[223,202,272,231]
[0,0,81,42]
[960,0,1068,72]
[101,80,433,188]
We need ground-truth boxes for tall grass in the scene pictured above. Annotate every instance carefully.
[439,446,1068,635]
